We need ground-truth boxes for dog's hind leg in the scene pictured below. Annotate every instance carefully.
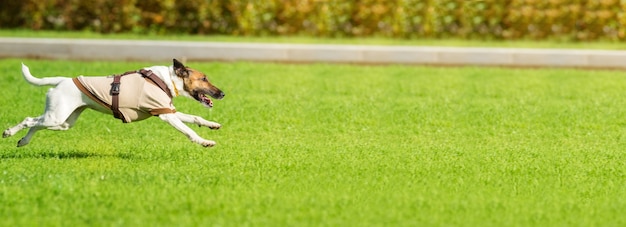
[8,112,71,147]
[3,116,41,138]
[17,126,44,147]
[13,107,86,147]
[7,80,87,147]
[12,107,85,147]
[61,107,87,128]
[4,114,54,147]
[3,115,59,147]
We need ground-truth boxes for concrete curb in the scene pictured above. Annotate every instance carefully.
[1,37,626,69]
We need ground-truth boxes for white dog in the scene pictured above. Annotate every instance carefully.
[3,59,225,147]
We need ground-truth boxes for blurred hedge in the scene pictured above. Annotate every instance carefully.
[1,0,625,41]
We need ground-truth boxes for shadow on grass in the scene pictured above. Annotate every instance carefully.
[0,150,135,160]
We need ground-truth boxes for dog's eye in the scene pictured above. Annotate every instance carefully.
[200,77,208,82]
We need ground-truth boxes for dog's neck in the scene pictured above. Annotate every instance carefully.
[143,65,186,98]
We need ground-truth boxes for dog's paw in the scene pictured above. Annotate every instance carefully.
[17,138,29,147]
[200,140,216,147]
[3,129,14,138]
[206,122,221,130]
[193,118,221,130]
[192,137,216,147]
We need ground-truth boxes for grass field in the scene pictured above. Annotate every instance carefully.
[1,58,626,226]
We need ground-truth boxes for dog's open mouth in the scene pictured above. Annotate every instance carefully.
[195,93,213,108]
[192,88,224,108]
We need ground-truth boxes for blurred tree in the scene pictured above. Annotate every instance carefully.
[2,0,626,41]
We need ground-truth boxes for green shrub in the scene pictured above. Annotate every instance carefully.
[2,0,625,41]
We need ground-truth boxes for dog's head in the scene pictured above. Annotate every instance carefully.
[173,59,225,108]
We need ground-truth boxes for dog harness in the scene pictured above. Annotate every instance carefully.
[72,69,176,123]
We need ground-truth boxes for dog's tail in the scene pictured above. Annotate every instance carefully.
[21,63,66,86]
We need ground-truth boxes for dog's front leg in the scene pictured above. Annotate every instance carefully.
[175,112,221,129]
[159,113,216,147]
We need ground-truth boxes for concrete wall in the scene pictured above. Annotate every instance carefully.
[2,37,625,69]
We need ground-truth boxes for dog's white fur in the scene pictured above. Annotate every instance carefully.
[3,63,222,147]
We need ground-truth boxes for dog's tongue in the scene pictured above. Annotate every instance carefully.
[202,94,213,108]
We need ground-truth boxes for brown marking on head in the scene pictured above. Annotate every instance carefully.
[173,59,225,108]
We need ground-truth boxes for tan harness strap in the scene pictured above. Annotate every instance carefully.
[73,78,110,109]
[105,69,173,122]
[109,70,137,123]
[139,69,172,99]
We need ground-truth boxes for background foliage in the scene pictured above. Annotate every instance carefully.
[1,0,625,41]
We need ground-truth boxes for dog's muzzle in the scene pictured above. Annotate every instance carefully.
[194,89,225,108]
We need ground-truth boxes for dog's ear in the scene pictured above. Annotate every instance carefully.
[173,58,189,78]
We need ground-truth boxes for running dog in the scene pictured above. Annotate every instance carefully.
[3,59,225,147]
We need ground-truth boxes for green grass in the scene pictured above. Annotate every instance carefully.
[4,28,626,49]
[1,58,626,226]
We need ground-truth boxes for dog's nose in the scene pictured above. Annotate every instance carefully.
[218,91,225,99]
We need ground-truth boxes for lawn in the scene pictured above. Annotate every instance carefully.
[1,58,626,226]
